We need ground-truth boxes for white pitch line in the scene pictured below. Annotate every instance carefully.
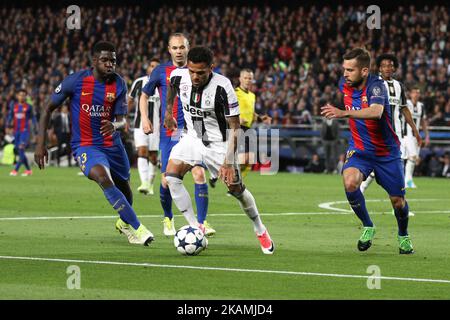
[318,198,445,213]
[1,210,450,221]
[0,255,449,284]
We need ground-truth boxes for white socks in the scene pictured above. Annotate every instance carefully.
[360,172,375,193]
[148,162,156,185]
[405,159,415,182]
[137,157,149,186]
[235,188,266,235]
[165,175,197,226]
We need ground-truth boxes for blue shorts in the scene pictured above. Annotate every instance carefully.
[159,138,179,173]
[73,144,130,181]
[14,131,30,148]
[342,149,405,197]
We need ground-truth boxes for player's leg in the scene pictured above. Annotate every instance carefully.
[206,144,273,254]
[78,146,153,245]
[20,132,31,174]
[12,143,23,174]
[137,146,150,194]
[374,158,414,254]
[360,171,375,193]
[134,128,151,194]
[404,137,419,188]
[165,135,204,229]
[147,134,159,195]
[192,164,214,235]
[165,160,195,226]
[227,180,274,254]
[160,140,176,235]
[342,152,375,251]
[147,150,158,195]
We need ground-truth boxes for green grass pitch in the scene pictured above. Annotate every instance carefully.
[0,165,449,299]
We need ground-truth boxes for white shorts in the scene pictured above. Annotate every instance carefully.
[401,135,420,159]
[169,134,241,184]
[134,128,159,151]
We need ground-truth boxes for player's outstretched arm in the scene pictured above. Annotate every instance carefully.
[401,107,423,146]
[219,115,240,185]
[34,102,60,169]
[321,103,383,120]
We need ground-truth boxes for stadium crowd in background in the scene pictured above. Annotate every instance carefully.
[0,4,449,174]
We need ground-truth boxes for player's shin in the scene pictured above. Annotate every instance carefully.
[148,162,156,186]
[405,159,416,185]
[137,157,149,186]
[195,183,208,224]
[232,187,266,235]
[165,175,197,226]
[394,201,409,236]
[103,185,141,230]
[160,184,173,219]
[345,189,373,227]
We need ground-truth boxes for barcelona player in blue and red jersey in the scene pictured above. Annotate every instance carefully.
[34,41,154,246]
[7,88,37,176]
[139,33,214,237]
[321,48,413,254]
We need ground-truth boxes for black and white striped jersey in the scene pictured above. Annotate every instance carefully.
[128,75,160,131]
[404,99,425,137]
[383,79,407,138]
[169,68,240,142]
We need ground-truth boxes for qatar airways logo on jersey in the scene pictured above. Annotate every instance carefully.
[81,104,112,117]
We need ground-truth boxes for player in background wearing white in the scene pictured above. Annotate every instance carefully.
[160,46,274,254]
[360,54,421,193]
[128,58,160,195]
[403,86,430,188]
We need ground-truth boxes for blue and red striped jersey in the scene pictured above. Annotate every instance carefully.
[339,74,400,158]
[50,69,127,150]
[141,61,184,140]
[7,102,37,134]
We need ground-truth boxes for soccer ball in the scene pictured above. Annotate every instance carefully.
[174,225,208,256]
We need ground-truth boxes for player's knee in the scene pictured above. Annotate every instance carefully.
[343,176,360,192]
[228,183,245,197]
[191,166,206,184]
[165,173,183,189]
[137,147,148,158]
[390,196,405,210]
[95,175,114,189]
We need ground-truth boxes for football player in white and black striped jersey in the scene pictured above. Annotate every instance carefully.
[159,46,274,254]
[360,54,422,194]
[403,86,430,188]
[128,58,160,195]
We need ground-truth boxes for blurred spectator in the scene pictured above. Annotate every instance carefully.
[321,118,340,174]
[441,153,450,178]
[427,153,444,177]
[305,153,324,173]
[336,153,346,174]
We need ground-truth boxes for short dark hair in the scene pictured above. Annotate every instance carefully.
[150,57,160,63]
[92,41,116,56]
[343,48,371,69]
[187,46,214,65]
[17,88,27,94]
[376,53,399,69]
